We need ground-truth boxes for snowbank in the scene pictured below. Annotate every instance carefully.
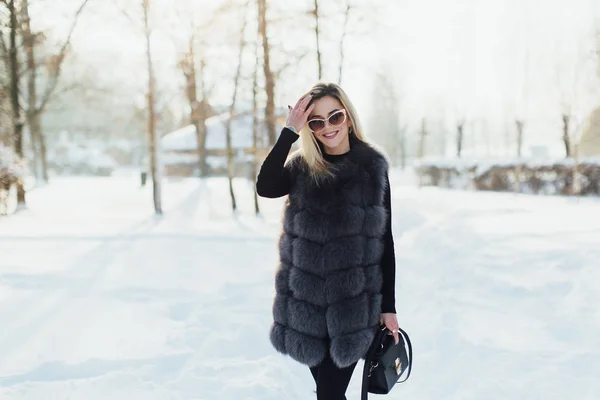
[416,156,600,196]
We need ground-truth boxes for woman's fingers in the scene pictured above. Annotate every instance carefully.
[304,103,315,116]
[299,94,312,111]
[292,94,311,111]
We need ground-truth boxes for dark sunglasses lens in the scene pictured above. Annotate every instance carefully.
[329,112,344,126]
[308,120,324,131]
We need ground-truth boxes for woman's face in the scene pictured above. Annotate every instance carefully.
[307,95,352,155]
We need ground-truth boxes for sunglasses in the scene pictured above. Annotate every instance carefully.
[307,109,347,133]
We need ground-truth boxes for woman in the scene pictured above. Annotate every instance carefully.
[256,82,400,400]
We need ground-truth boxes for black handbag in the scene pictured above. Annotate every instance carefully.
[361,324,413,399]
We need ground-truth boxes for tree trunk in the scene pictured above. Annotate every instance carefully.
[456,122,464,157]
[418,118,426,188]
[399,127,406,170]
[516,119,524,157]
[197,59,209,177]
[514,120,524,193]
[257,0,276,146]
[38,123,49,182]
[143,0,162,215]
[21,0,46,184]
[30,114,48,182]
[572,142,581,196]
[181,38,206,177]
[252,16,261,215]
[418,118,427,159]
[225,2,250,212]
[504,121,511,156]
[562,113,571,158]
[338,3,350,85]
[26,0,89,182]
[8,0,25,206]
[26,114,40,180]
[313,0,322,80]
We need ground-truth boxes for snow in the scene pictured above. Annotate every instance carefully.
[0,145,26,181]
[0,169,599,399]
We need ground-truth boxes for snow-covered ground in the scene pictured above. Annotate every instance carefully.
[0,170,599,399]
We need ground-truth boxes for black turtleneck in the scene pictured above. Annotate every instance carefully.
[256,127,397,314]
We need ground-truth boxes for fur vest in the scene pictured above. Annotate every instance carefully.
[269,135,389,368]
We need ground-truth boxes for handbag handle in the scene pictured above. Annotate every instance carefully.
[396,327,413,383]
[361,326,413,400]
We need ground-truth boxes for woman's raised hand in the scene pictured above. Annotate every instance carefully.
[286,95,315,132]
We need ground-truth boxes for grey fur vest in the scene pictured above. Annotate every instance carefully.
[269,135,388,368]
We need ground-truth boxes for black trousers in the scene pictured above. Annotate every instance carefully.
[309,353,358,400]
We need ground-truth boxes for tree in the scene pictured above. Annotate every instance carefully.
[337,0,351,85]
[312,0,322,79]
[368,70,404,165]
[178,37,210,177]
[252,7,261,215]
[142,0,162,214]
[456,120,464,157]
[417,118,427,188]
[20,0,90,183]
[0,26,11,146]
[257,0,276,146]
[3,0,26,207]
[224,1,250,212]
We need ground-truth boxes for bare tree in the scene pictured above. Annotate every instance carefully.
[417,118,427,188]
[368,70,404,165]
[456,120,464,157]
[142,0,162,214]
[555,36,599,159]
[338,1,351,85]
[224,2,250,212]
[252,10,261,215]
[515,119,524,157]
[562,114,571,157]
[0,31,11,146]
[312,0,323,79]
[510,1,530,160]
[257,0,276,146]
[20,0,90,183]
[178,36,210,177]
[3,0,26,206]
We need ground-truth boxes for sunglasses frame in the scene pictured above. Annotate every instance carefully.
[307,109,347,133]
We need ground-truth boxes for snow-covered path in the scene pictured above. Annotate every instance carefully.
[0,174,598,399]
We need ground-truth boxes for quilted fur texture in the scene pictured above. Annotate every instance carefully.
[269,134,388,368]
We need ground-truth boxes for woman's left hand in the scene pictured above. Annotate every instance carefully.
[380,313,400,344]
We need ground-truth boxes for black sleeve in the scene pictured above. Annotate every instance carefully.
[380,174,397,314]
[256,127,299,198]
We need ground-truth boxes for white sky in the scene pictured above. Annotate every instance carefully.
[31,0,600,155]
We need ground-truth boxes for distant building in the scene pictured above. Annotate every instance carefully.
[580,107,600,157]
[161,111,285,177]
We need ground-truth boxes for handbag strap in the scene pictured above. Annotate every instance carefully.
[360,327,413,400]
[396,327,413,383]
[361,328,385,400]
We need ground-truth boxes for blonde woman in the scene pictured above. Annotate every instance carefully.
[257,82,400,400]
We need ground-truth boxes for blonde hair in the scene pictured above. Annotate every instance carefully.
[294,82,368,179]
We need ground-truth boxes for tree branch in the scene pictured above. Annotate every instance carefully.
[36,0,91,114]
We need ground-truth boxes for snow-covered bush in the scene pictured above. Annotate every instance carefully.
[0,144,25,188]
[416,157,600,196]
[48,144,117,176]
